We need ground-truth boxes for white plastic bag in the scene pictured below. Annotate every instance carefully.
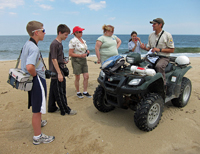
[146,49,159,64]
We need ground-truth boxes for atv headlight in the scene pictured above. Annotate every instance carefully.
[100,70,105,78]
[126,53,141,65]
[128,79,141,86]
[126,57,135,64]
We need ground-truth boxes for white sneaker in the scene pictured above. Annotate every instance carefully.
[33,133,55,145]
[69,110,77,115]
[41,120,47,127]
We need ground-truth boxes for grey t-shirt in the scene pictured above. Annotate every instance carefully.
[49,39,65,79]
[21,40,45,79]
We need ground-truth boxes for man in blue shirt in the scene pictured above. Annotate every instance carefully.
[21,21,55,145]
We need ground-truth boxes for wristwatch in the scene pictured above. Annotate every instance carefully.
[160,48,162,52]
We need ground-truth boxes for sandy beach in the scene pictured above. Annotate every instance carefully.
[0,56,200,154]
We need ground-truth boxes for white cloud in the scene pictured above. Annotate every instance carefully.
[88,1,106,11]
[39,4,53,10]
[9,12,17,15]
[35,0,55,1]
[0,0,24,9]
[71,0,106,11]
[108,17,116,20]
[71,0,92,4]
[64,11,79,15]
[32,13,40,15]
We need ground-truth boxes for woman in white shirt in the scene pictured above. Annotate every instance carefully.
[69,26,92,99]
[128,31,142,54]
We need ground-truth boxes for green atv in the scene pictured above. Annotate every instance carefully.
[93,53,192,132]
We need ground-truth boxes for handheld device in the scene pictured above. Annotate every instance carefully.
[85,50,89,57]
[64,57,69,62]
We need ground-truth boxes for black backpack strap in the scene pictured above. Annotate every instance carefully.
[155,30,164,47]
[15,48,23,68]
[29,37,48,70]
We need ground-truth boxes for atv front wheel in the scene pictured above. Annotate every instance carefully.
[171,77,192,107]
[93,85,115,112]
[134,93,164,132]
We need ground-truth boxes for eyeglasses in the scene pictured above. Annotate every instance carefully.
[32,29,45,33]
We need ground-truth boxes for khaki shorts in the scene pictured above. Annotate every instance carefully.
[71,57,88,75]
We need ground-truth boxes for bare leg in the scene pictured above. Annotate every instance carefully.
[83,73,89,92]
[32,112,42,136]
[75,75,80,92]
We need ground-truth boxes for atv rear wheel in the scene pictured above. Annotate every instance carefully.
[93,85,115,112]
[134,93,164,132]
[171,77,192,107]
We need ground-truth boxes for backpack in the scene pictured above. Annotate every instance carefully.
[101,55,125,74]
[102,55,124,69]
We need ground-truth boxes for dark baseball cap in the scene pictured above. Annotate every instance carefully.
[150,18,164,26]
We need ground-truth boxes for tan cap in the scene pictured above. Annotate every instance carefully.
[150,18,164,26]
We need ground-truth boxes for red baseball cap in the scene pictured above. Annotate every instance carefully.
[72,26,85,34]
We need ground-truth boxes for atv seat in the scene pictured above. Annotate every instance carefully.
[165,63,173,73]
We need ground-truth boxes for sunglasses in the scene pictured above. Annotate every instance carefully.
[107,30,113,33]
[32,29,45,33]
[76,31,82,33]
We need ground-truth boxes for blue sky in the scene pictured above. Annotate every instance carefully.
[0,0,200,35]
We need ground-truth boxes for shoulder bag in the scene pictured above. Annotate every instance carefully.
[7,49,41,91]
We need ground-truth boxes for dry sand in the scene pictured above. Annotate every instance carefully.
[0,57,200,154]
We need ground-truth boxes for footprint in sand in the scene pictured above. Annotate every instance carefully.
[160,106,180,123]
[5,102,14,110]
[64,126,110,153]
[169,142,200,154]
[1,91,8,94]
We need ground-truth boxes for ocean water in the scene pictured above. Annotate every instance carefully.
[0,34,200,61]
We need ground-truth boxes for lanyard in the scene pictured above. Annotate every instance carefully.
[155,30,164,47]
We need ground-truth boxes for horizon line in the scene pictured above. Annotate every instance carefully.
[1,34,200,36]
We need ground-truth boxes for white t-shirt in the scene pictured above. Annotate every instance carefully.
[69,36,87,54]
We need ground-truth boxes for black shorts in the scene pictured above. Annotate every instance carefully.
[28,75,47,113]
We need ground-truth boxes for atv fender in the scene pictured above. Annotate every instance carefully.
[138,72,164,90]
[171,66,192,85]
